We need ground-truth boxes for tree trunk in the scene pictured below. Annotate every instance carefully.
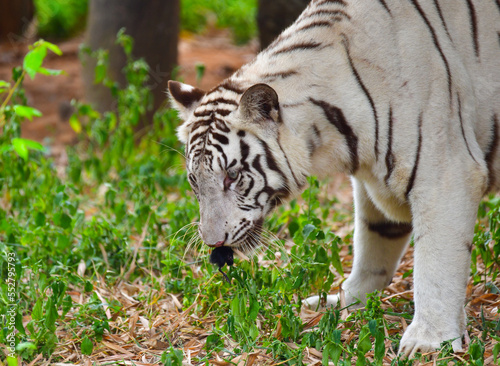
[82,0,179,120]
[0,0,34,43]
[257,0,310,50]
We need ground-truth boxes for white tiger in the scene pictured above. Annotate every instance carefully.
[168,0,500,357]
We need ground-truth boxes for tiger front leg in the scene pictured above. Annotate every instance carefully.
[304,179,412,310]
[341,179,413,305]
[398,162,485,358]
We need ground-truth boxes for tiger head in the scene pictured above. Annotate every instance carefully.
[168,80,305,253]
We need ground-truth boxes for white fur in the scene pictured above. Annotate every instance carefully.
[171,0,500,357]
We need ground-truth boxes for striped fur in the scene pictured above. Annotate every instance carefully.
[169,0,500,357]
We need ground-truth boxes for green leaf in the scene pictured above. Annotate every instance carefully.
[44,298,58,332]
[13,105,42,121]
[11,138,28,161]
[249,323,259,340]
[7,356,18,366]
[59,213,72,229]
[12,138,44,161]
[302,224,316,241]
[84,280,94,292]
[32,299,43,320]
[69,114,82,133]
[374,331,385,362]
[329,342,342,365]
[314,247,328,264]
[19,138,44,151]
[94,62,107,84]
[16,342,36,352]
[0,80,10,93]
[16,312,26,335]
[358,326,372,355]
[81,335,93,355]
[368,319,378,336]
[23,46,47,79]
[35,212,46,227]
[62,295,73,316]
[44,41,63,56]
[230,295,241,318]
[493,342,500,362]
[248,298,260,321]
[38,67,64,76]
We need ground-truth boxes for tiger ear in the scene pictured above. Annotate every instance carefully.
[168,80,205,120]
[239,84,280,123]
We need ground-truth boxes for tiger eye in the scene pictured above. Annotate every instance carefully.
[227,170,239,180]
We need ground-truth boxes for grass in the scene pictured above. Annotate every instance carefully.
[0,37,499,366]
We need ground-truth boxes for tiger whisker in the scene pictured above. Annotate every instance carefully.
[154,140,186,159]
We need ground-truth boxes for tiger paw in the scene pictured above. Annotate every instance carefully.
[399,320,463,358]
[303,294,340,310]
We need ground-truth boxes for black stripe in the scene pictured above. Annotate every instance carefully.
[240,140,250,166]
[485,115,499,191]
[409,0,452,100]
[465,0,480,58]
[200,97,238,107]
[211,132,229,145]
[342,38,379,159]
[228,159,237,169]
[313,124,321,141]
[215,80,245,95]
[233,219,251,242]
[384,106,395,184]
[297,21,334,32]
[194,109,213,117]
[190,119,211,131]
[457,95,479,164]
[495,0,500,12]
[377,0,392,15]
[239,205,258,212]
[261,70,298,80]
[189,131,206,147]
[243,176,255,196]
[405,113,423,199]
[251,155,270,208]
[277,131,303,189]
[215,109,231,117]
[315,0,346,6]
[214,119,230,133]
[310,98,359,173]
[260,140,289,188]
[272,42,323,55]
[305,9,351,20]
[432,0,451,39]
[367,221,413,239]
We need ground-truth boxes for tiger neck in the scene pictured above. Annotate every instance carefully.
[222,0,383,190]
[226,50,362,184]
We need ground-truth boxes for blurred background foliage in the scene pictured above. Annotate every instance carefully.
[34,0,257,44]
